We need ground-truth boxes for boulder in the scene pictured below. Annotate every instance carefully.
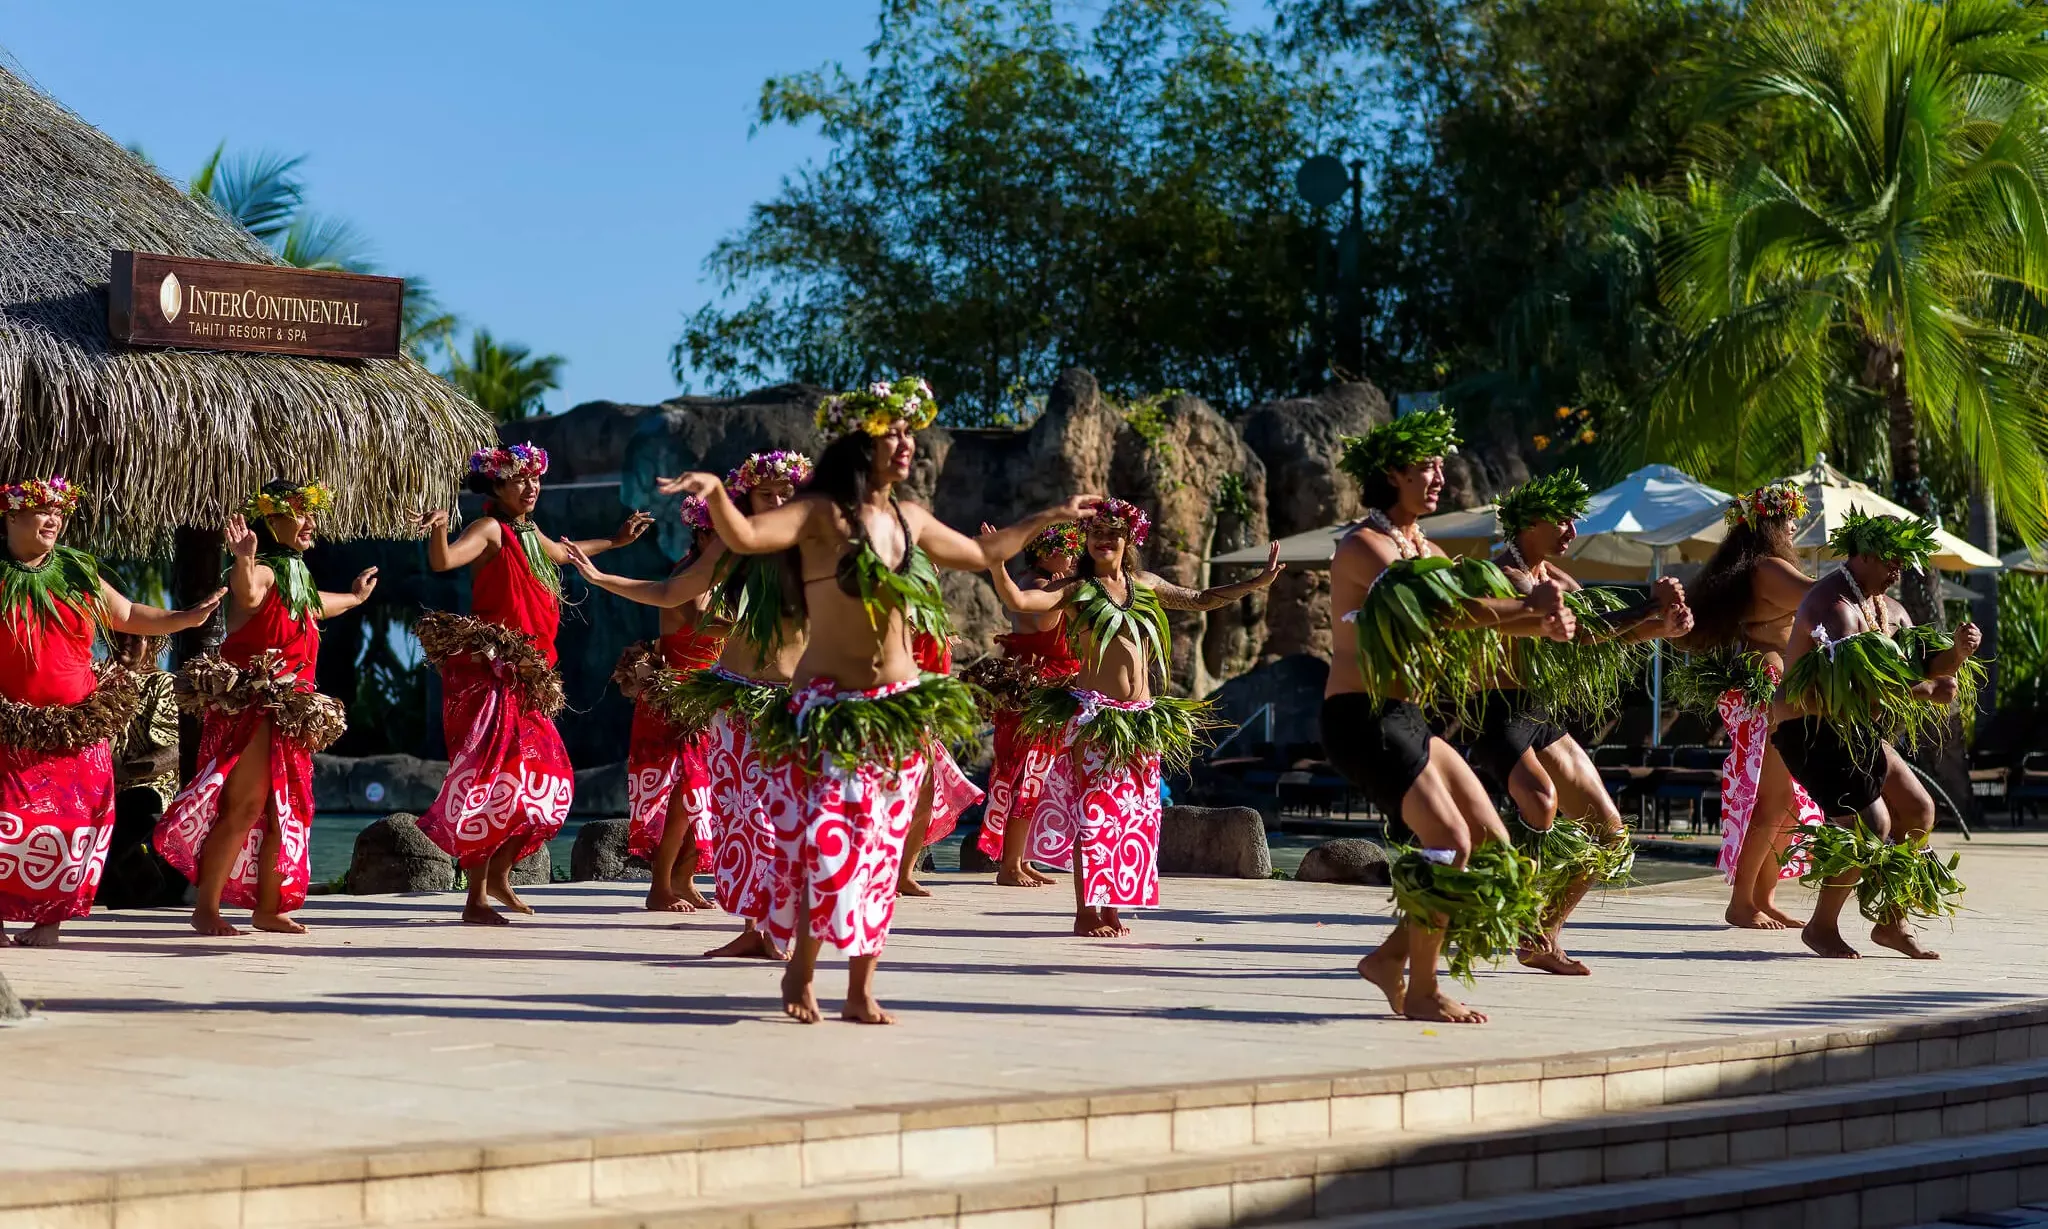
[511,842,551,886]
[0,972,23,1021]
[1295,838,1392,886]
[572,761,630,817]
[1158,805,1271,879]
[346,813,456,893]
[570,817,652,882]
[958,830,998,873]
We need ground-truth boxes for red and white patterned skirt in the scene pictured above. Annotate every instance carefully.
[0,740,116,924]
[418,655,574,869]
[155,710,316,912]
[623,701,714,867]
[1716,691,1822,883]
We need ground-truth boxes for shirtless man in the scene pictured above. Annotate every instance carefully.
[1321,410,1574,1024]
[990,500,1283,937]
[1773,513,1978,960]
[1474,471,1692,974]
[1676,482,1820,930]
[567,451,809,958]
[666,377,1093,1023]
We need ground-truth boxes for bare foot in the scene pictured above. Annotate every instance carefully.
[1802,922,1860,959]
[995,867,1046,888]
[1101,908,1131,937]
[14,923,61,948]
[462,902,511,926]
[1760,903,1806,928]
[645,888,697,913]
[781,967,822,1024]
[1725,904,1786,930]
[190,908,243,937]
[250,912,307,935]
[896,878,933,898]
[487,883,535,915]
[1405,990,1487,1024]
[678,882,713,910]
[1870,923,1940,960]
[1074,907,1120,938]
[1357,949,1405,1016]
[841,992,896,1025]
[705,929,787,961]
[1518,946,1592,976]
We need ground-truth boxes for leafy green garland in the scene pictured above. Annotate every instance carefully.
[1065,577,1171,675]
[643,667,786,735]
[1779,630,1938,750]
[717,553,799,657]
[1387,842,1545,984]
[754,673,981,776]
[838,539,949,637]
[505,519,562,597]
[1512,817,1636,905]
[1351,556,1514,722]
[1787,821,1964,924]
[1894,624,1987,719]
[1014,688,1219,772]
[1665,648,1778,720]
[1515,587,1650,726]
[259,551,322,621]
[0,545,102,627]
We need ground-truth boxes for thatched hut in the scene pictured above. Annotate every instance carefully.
[0,60,492,552]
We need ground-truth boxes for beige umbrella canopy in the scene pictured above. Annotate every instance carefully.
[0,60,493,551]
[1630,459,2001,572]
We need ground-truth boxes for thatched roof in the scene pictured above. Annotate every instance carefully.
[0,59,494,548]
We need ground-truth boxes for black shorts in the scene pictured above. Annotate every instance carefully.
[1321,693,1434,842]
[1465,689,1568,794]
[1772,717,1886,818]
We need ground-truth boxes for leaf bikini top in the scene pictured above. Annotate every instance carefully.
[812,498,950,637]
[1065,575,1170,678]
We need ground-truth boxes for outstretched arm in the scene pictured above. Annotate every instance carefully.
[908,496,1099,573]
[223,518,271,613]
[318,568,380,619]
[100,580,225,636]
[552,512,654,562]
[1139,544,1284,611]
[417,509,499,572]
[658,473,813,554]
[990,559,1070,615]
[562,539,728,608]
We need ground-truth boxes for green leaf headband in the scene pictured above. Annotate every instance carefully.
[1338,408,1461,486]
[1495,468,1592,536]
[1828,511,1939,568]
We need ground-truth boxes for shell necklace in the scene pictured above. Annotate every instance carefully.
[1362,509,1423,560]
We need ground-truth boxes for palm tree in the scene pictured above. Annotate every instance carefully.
[443,330,565,423]
[1652,0,2048,618]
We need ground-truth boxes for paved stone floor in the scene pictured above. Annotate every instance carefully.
[0,833,2043,1176]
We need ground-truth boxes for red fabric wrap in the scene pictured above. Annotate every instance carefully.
[418,655,573,868]
[975,621,1077,861]
[0,603,97,706]
[221,586,319,677]
[919,741,983,848]
[624,623,729,863]
[0,606,113,922]
[1033,722,1163,910]
[471,524,562,666]
[707,706,778,921]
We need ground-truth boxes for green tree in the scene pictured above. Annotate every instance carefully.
[677,0,1366,423]
[1650,0,2048,615]
[444,330,565,423]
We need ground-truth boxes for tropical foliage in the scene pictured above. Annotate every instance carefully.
[443,331,568,425]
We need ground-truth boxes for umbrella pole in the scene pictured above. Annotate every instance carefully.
[1650,547,1665,748]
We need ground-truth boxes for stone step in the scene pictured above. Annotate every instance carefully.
[396,1055,2048,1229]
[5,1003,2045,1229]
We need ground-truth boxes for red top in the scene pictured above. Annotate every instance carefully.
[472,521,561,666]
[0,602,98,707]
[221,586,320,679]
[996,621,1077,668]
[661,621,727,673]
[913,630,952,675]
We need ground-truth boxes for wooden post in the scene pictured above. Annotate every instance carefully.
[170,525,224,784]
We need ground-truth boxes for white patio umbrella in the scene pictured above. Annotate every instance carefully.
[1209,505,1499,567]
[1565,465,1732,572]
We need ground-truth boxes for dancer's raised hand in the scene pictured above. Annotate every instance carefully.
[352,568,380,601]
[655,473,722,499]
[612,511,655,546]
[1252,541,1286,587]
[179,587,228,630]
[225,516,257,559]
[1957,621,1983,657]
[560,541,602,580]
[412,507,450,537]
[1054,493,1101,522]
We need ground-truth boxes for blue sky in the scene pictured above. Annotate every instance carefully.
[4,3,890,414]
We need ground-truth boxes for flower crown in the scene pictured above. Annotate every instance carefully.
[245,480,334,520]
[726,449,814,497]
[0,476,84,514]
[1724,481,1809,530]
[1829,511,1939,568]
[1496,468,1592,536]
[1092,497,1151,547]
[815,376,939,440]
[469,442,550,481]
[1026,521,1086,559]
[1337,408,1461,486]
[678,494,713,533]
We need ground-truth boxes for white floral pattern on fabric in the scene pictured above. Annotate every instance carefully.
[1715,688,1822,884]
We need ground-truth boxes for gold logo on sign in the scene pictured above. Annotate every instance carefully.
[159,272,183,323]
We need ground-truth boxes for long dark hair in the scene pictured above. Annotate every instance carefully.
[1680,517,1800,650]
[1358,469,1399,512]
[806,432,878,528]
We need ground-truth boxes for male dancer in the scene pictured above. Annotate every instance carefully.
[156,481,375,935]
[0,477,222,946]
[1673,482,1822,929]
[416,444,651,924]
[1320,411,1573,1023]
[992,499,1283,937]
[972,522,1082,888]
[1469,470,1691,974]
[1774,513,1978,960]
[567,449,812,958]
[665,376,1093,1023]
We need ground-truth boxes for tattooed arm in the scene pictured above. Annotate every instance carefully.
[1137,543,1284,611]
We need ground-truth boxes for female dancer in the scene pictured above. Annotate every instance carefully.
[665,376,1092,1023]
[1674,482,1822,930]
[156,480,375,936]
[971,522,1082,887]
[566,449,811,958]
[416,443,651,924]
[0,477,222,946]
[894,630,986,898]
[992,500,1284,937]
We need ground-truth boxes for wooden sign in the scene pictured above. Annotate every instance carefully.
[108,251,404,360]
